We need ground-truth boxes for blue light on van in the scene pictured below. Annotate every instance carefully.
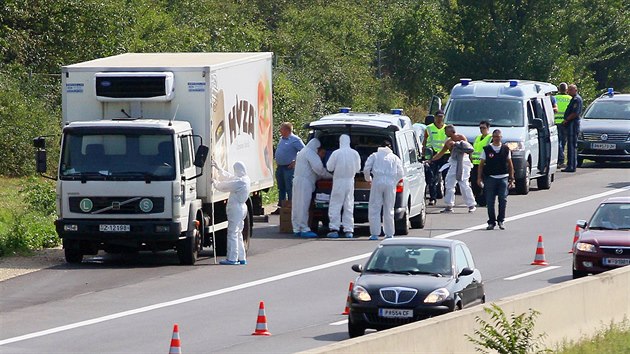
[339,107,351,113]
[460,78,472,86]
[391,108,403,115]
[509,80,518,87]
[608,88,614,97]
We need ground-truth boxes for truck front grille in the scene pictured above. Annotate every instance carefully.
[69,196,165,214]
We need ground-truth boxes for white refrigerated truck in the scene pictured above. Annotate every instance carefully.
[34,52,274,265]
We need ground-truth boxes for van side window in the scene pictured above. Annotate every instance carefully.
[542,97,555,126]
[527,100,536,126]
[398,136,410,165]
[405,131,419,164]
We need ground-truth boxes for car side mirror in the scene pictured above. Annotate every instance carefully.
[194,145,209,168]
[576,220,587,229]
[529,118,544,130]
[351,264,363,273]
[458,267,474,277]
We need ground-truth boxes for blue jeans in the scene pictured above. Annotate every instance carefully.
[484,176,508,225]
[557,123,567,165]
[275,165,294,205]
[426,154,449,200]
[565,120,580,170]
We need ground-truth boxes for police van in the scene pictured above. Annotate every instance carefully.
[439,79,559,194]
[306,108,427,235]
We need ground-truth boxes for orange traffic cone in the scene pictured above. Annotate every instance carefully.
[568,225,580,253]
[252,301,271,336]
[531,235,549,266]
[168,324,182,354]
[342,281,354,315]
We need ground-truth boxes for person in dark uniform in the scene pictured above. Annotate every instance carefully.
[561,84,583,172]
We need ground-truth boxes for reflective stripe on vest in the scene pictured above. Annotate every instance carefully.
[426,124,448,152]
[554,94,571,123]
[472,134,492,165]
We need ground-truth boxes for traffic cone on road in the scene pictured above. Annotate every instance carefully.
[252,301,272,336]
[531,235,549,266]
[568,225,580,253]
[168,324,182,354]
[342,281,354,315]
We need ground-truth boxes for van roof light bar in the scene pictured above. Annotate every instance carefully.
[509,80,518,87]
[460,78,472,86]
[390,108,403,115]
[608,88,614,97]
[339,107,351,113]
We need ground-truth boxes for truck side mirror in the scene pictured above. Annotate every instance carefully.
[36,150,47,173]
[34,137,46,149]
[194,145,209,168]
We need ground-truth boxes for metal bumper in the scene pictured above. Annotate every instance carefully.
[55,218,182,241]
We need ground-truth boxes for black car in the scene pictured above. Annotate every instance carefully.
[577,90,630,167]
[348,238,485,337]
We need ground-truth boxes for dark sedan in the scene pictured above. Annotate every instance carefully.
[577,91,630,167]
[573,197,630,279]
[348,238,485,337]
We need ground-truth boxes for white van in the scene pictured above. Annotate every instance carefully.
[439,79,559,194]
[306,108,427,235]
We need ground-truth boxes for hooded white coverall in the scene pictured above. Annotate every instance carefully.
[326,134,361,232]
[213,161,251,262]
[291,139,332,233]
[363,146,404,237]
[443,141,476,208]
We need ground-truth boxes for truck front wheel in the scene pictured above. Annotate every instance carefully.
[177,228,200,265]
[64,240,83,264]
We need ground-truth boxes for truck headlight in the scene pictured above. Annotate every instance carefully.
[352,285,372,302]
[424,288,449,303]
[505,141,525,151]
[576,242,597,253]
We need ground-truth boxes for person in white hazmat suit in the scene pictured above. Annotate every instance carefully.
[431,125,476,213]
[363,140,404,240]
[326,134,361,238]
[291,138,332,238]
[211,161,251,265]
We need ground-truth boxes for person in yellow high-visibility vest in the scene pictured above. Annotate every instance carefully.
[470,121,492,206]
[554,83,572,167]
[422,110,449,205]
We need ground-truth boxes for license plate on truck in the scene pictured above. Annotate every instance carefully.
[99,224,130,232]
[603,258,630,266]
[379,308,413,318]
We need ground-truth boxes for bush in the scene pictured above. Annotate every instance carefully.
[20,177,56,216]
[0,211,58,256]
[466,304,549,354]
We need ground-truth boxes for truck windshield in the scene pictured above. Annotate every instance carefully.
[446,99,524,127]
[60,132,175,181]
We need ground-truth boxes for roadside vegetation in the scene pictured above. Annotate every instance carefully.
[554,321,630,353]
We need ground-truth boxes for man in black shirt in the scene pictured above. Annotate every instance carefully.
[476,129,515,230]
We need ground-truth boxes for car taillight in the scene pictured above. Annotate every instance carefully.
[396,179,403,193]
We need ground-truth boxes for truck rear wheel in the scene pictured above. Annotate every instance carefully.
[177,228,200,265]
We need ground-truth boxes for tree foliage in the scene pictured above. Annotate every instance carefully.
[0,0,627,176]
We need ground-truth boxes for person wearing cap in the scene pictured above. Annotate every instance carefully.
[561,84,583,172]
[470,120,492,207]
[553,83,571,168]
[423,109,449,206]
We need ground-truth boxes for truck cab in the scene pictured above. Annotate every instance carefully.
[441,79,559,194]
[306,109,427,235]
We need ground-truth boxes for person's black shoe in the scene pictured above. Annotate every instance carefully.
[561,168,576,172]
[486,224,495,230]
[498,222,505,230]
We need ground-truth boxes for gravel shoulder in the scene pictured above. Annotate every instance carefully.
[0,247,65,282]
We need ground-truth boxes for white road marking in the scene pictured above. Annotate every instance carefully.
[504,266,561,280]
[329,319,348,326]
[1,186,628,346]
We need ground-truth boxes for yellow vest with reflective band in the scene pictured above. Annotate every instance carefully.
[426,123,448,153]
[472,134,492,165]
[554,94,571,124]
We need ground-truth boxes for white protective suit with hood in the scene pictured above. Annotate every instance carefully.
[213,161,251,262]
[363,145,404,238]
[326,134,361,233]
[291,139,332,234]
[443,141,476,208]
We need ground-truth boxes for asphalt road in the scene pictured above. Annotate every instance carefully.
[1,161,628,353]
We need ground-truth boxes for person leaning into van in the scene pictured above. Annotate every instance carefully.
[470,121,492,207]
[561,84,583,172]
[423,109,449,206]
[476,129,515,230]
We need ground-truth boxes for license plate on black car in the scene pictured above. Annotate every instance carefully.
[379,308,413,318]
[591,143,616,150]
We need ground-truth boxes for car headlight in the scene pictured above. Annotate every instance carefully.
[505,141,525,151]
[576,242,597,253]
[352,285,372,302]
[423,288,450,304]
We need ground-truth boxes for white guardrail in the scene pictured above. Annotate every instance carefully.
[301,266,630,353]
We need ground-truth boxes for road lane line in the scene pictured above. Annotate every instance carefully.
[2,186,627,346]
[504,266,561,280]
[330,319,348,326]
[433,186,629,239]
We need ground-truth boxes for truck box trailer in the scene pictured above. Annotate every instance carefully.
[34,52,274,264]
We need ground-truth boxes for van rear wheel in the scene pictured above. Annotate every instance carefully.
[395,205,410,235]
[537,172,552,190]
[515,162,531,195]
[410,200,426,229]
